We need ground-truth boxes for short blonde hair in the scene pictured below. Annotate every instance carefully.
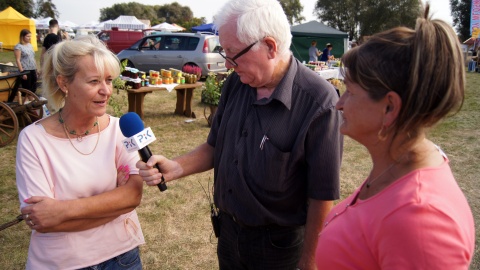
[41,35,120,110]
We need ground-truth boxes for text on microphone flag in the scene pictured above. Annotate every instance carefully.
[122,127,156,153]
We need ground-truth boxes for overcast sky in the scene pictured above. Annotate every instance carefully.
[53,0,453,27]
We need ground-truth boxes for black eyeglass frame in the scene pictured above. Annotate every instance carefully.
[218,40,259,67]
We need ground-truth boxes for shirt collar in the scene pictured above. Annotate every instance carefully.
[255,55,296,110]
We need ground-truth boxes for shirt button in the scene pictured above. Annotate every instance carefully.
[228,189,232,194]
[234,160,238,165]
[242,130,248,137]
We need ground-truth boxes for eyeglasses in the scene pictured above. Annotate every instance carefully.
[218,41,258,67]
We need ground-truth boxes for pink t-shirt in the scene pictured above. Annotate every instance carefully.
[16,116,145,270]
[316,159,475,269]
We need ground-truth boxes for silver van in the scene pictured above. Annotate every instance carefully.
[116,32,226,77]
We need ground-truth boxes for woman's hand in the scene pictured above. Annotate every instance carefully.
[117,165,130,187]
[21,197,66,230]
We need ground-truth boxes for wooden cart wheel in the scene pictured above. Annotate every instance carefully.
[18,88,43,126]
[0,102,19,147]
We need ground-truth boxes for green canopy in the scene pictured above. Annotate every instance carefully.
[290,21,348,62]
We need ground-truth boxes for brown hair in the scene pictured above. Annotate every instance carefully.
[340,3,464,142]
[19,29,31,44]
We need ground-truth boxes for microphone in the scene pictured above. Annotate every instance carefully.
[119,112,167,192]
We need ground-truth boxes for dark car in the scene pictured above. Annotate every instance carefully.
[116,32,226,77]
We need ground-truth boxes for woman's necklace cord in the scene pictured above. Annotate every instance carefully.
[58,108,100,155]
[59,108,98,142]
[366,162,396,188]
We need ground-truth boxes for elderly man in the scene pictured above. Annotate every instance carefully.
[137,0,343,269]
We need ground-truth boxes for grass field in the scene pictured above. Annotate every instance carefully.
[0,50,479,269]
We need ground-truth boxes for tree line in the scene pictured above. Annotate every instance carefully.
[0,0,472,42]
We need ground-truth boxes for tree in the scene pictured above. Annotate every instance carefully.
[314,0,361,41]
[314,0,420,40]
[0,0,35,17]
[358,0,419,37]
[35,0,59,19]
[100,2,198,30]
[156,2,193,24]
[99,2,156,22]
[278,0,305,25]
[451,0,471,41]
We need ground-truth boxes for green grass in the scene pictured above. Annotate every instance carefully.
[1,50,479,269]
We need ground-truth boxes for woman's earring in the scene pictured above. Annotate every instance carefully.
[65,89,68,98]
[377,125,388,141]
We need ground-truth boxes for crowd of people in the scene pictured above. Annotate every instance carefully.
[13,0,475,269]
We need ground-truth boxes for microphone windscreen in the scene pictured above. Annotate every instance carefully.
[119,112,145,138]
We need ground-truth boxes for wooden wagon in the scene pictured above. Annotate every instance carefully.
[0,64,47,147]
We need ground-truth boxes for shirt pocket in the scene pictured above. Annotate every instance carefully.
[252,141,291,193]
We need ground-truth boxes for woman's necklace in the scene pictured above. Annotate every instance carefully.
[58,108,100,155]
[58,108,98,142]
[366,162,397,188]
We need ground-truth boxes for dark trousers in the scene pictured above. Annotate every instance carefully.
[217,212,304,270]
[20,69,37,93]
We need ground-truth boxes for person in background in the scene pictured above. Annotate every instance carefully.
[309,40,322,62]
[16,36,145,270]
[315,4,475,269]
[350,41,358,48]
[320,43,334,62]
[60,29,70,41]
[136,0,343,269]
[14,29,37,94]
[40,19,61,67]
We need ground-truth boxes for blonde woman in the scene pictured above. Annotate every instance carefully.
[316,4,475,269]
[16,36,144,269]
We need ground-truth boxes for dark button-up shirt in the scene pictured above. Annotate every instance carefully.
[208,57,342,226]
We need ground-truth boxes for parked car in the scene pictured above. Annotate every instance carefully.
[116,32,226,77]
[98,29,145,54]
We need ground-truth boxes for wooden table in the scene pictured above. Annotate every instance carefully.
[126,82,202,119]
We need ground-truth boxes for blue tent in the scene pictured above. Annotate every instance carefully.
[191,23,216,33]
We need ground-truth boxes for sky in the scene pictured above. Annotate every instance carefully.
[53,0,454,27]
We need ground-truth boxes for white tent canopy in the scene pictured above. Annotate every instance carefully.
[32,17,78,30]
[96,19,113,30]
[34,17,52,30]
[104,15,146,30]
[151,22,183,32]
[60,20,78,29]
[76,21,101,30]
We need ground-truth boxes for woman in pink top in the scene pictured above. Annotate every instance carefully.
[16,36,145,269]
[316,4,475,269]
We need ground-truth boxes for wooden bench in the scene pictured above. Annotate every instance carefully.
[126,82,203,120]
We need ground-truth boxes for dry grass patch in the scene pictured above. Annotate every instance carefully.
[0,47,479,269]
